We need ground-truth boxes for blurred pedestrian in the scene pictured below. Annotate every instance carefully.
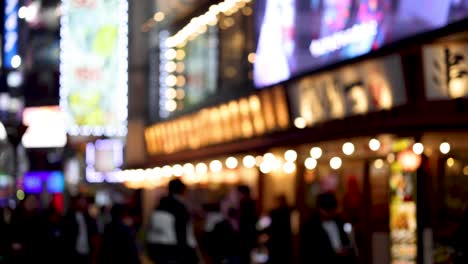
[237,185,258,264]
[146,179,199,264]
[62,194,99,264]
[44,203,65,263]
[100,204,140,264]
[203,197,242,264]
[10,195,48,264]
[300,192,356,264]
[0,206,13,263]
[268,195,294,264]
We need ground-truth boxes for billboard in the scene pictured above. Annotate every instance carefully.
[60,0,128,137]
[254,0,468,88]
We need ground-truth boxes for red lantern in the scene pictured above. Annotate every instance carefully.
[397,150,422,172]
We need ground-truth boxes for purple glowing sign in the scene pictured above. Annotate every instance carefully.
[23,171,65,194]
[86,139,124,183]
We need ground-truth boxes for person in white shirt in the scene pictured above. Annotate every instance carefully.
[63,195,98,264]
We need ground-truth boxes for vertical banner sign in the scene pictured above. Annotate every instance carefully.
[60,0,128,137]
[4,0,19,68]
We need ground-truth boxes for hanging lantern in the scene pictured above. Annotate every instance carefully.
[397,150,422,172]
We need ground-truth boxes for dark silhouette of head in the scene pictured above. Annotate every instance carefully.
[237,185,251,201]
[168,179,186,196]
[317,192,338,220]
[111,204,126,221]
[70,194,88,213]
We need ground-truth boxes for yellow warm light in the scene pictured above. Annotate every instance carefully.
[166,75,177,87]
[176,76,186,87]
[173,164,183,177]
[283,162,296,174]
[446,158,455,168]
[369,138,381,151]
[153,12,165,22]
[226,157,239,169]
[176,50,186,60]
[176,62,185,73]
[165,100,177,112]
[165,88,177,99]
[374,159,384,169]
[165,61,177,72]
[162,165,172,178]
[310,147,322,159]
[412,143,424,155]
[176,89,186,100]
[330,157,342,170]
[342,142,355,156]
[305,158,317,170]
[196,162,208,175]
[294,117,306,129]
[440,142,451,155]
[248,52,256,64]
[243,155,256,168]
[210,160,223,173]
[165,0,251,47]
[165,49,176,60]
[284,150,297,162]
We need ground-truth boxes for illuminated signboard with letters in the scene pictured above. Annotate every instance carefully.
[289,54,406,127]
[254,0,468,88]
[4,0,19,68]
[22,106,67,149]
[60,0,128,137]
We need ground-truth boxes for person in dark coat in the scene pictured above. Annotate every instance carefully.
[62,195,99,264]
[300,192,356,264]
[237,185,257,264]
[100,204,140,264]
[10,195,48,264]
[268,195,294,264]
[146,179,199,264]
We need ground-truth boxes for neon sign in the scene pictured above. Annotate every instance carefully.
[4,0,19,68]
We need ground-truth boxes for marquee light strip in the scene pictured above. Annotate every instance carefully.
[165,0,252,48]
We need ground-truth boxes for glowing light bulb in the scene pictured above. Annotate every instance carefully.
[440,142,451,155]
[330,157,342,170]
[342,142,355,156]
[226,157,238,169]
[310,147,323,159]
[284,150,298,162]
[369,138,381,151]
[305,158,317,170]
[243,155,256,168]
[412,143,424,155]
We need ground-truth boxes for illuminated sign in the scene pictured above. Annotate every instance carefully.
[146,86,290,155]
[423,44,468,100]
[59,0,128,137]
[86,139,124,183]
[22,106,67,148]
[290,55,406,127]
[255,0,468,88]
[4,0,19,68]
[23,171,65,194]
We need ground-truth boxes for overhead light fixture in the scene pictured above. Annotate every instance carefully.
[412,143,424,155]
[440,142,451,155]
[310,147,322,159]
[330,157,342,170]
[369,138,381,151]
[342,142,355,156]
[284,150,298,162]
[304,157,317,170]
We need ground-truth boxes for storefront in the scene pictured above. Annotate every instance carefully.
[134,0,468,263]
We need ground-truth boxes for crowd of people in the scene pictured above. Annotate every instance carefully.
[0,179,359,264]
[0,194,140,264]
